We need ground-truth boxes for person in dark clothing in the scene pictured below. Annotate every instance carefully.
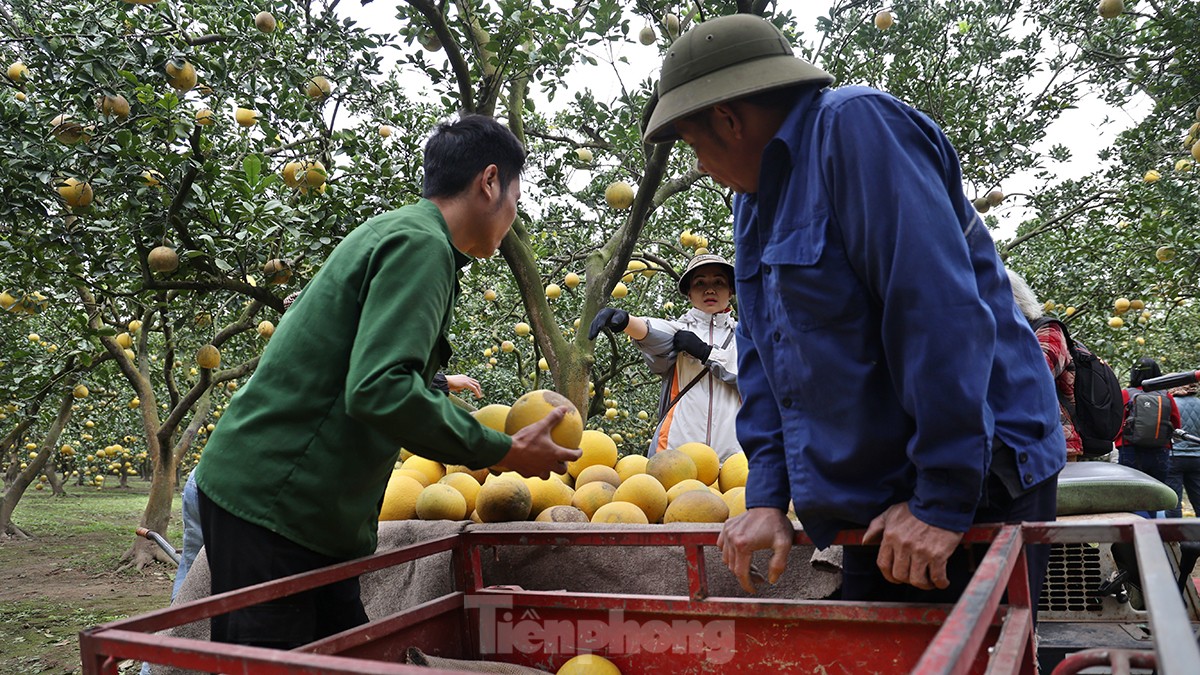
[1117,357,1181,514]
[1166,383,1200,518]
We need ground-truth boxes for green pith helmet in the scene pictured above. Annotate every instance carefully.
[642,14,835,144]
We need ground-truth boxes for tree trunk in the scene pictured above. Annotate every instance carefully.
[44,460,66,497]
[120,395,212,569]
[1,386,75,539]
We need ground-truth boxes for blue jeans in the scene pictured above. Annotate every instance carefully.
[1166,454,1200,519]
[1118,446,1174,518]
[174,472,202,599]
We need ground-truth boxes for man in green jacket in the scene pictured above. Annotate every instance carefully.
[193,114,580,649]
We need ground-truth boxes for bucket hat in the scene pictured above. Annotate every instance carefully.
[678,253,736,297]
[642,14,835,144]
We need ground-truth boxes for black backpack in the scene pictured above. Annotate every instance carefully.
[1030,317,1124,457]
[1123,388,1174,448]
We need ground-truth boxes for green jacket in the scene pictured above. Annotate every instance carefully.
[194,199,511,559]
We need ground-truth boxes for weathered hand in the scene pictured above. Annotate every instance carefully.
[716,507,795,594]
[862,502,964,590]
[498,406,582,479]
[587,307,630,340]
[445,374,483,399]
[672,330,712,362]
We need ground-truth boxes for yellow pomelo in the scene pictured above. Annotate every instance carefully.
[165,60,197,92]
[591,501,649,524]
[401,455,445,485]
[568,429,618,477]
[472,404,511,433]
[663,490,729,523]
[719,452,749,492]
[535,505,590,523]
[666,479,710,503]
[415,483,468,520]
[506,390,583,449]
[646,448,697,490]
[527,475,575,516]
[115,332,133,348]
[394,468,431,487]
[611,473,668,523]
[476,478,533,522]
[379,473,424,520]
[614,454,648,482]
[557,654,621,675]
[574,464,621,489]
[722,487,747,518]
[438,472,482,514]
[148,245,179,273]
[58,178,93,207]
[571,481,616,520]
[196,344,220,369]
[604,181,635,209]
[446,464,491,483]
[675,442,719,486]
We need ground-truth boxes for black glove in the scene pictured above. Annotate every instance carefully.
[588,308,630,340]
[672,330,712,363]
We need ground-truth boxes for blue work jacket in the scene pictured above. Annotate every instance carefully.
[734,86,1065,548]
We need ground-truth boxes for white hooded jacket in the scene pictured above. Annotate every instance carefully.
[634,306,742,462]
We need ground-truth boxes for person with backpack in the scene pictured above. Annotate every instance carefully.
[1006,270,1081,459]
[1006,270,1125,462]
[588,254,742,461]
[1118,357,1181,503]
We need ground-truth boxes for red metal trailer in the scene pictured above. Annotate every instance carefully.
[81,520,1200,674]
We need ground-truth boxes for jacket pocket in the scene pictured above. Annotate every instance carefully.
[761,213,867,331]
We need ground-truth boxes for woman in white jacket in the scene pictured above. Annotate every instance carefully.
[588,254,742,462]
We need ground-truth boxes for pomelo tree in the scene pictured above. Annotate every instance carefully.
[2,0,1197,566]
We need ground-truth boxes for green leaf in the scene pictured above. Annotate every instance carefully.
[243,155,261,185]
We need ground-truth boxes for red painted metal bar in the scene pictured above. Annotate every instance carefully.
[468,587,955,625]
[297,592,465,655]
[913,525,1029,675]
[81,629,469,674]
[1017,519,1200,546]
[984,607,1033,675]
[1051,648,1157,675]
[683,544,708,600]
[93,534,460,636]
[1131,520,1200,674]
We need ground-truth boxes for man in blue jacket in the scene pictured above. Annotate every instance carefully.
[642,14,1065,604]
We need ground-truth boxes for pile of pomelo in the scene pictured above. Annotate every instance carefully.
[380,390,748,525]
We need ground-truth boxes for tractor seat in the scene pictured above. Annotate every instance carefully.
[1056,461,1179,516]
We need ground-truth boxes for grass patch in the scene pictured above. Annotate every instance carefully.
[0,482,180,673]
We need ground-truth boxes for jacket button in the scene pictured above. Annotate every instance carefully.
[773,331,782,342]
[1023,473,1034,485]
[782,397,793,409]
[1019,452,1029,463]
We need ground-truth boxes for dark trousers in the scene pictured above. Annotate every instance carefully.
[197,489,368,649]
[1119,446,1174,517]
[841,471,1058,612]
[1166,454,1200,519]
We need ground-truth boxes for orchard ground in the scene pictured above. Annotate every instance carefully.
[0,479,1195,674]
[0,482,174,674]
